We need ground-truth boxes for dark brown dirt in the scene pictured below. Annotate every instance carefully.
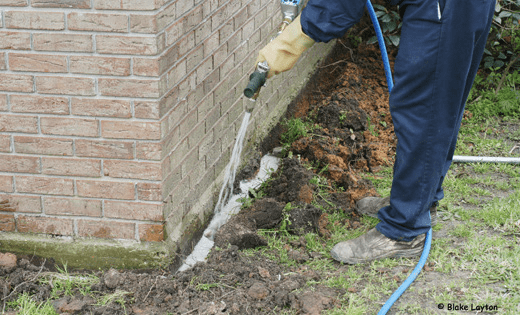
[0,13,399,314]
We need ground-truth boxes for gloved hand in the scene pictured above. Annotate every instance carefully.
[256,15,315,78]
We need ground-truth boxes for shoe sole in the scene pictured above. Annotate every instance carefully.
[331,246,424,264]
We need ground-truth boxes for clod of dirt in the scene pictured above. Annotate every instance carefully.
[213,214,267,250]
[53,296,94,314]
[287,203,322,236]
[248,282,270,299]
[265,158,316,204]
[0,253,17,272]
[316,97,366,131]
[292,286,342,315]
[247,198,284,229]
[104,268,122,289]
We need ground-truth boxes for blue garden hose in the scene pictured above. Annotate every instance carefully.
[365,1,434,314]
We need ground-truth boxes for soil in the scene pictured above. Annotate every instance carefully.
[0,12,402,315]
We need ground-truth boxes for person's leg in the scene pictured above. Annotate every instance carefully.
[331,0,495,263]
[376,0,496,241]
[431,12,495,206]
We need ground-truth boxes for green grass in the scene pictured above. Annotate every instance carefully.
[7,293,58,315]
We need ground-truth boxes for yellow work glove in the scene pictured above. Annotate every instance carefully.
[256,15,315,78]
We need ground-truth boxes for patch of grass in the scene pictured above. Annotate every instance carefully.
[448,223,474,238]
[471,190,520,232]
[7,293,58,315]
[96,290,133,312]
[39,265,99,299]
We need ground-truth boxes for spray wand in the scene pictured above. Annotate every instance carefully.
[243,0,304,104]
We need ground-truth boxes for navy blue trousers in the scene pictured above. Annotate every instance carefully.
[376,0,496,241]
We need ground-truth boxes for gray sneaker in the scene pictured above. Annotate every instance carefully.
[356,196,438,226]
[330,228,425,264]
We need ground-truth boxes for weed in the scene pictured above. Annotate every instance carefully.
[281,118,315,149]
[279,202,294,236]
[366,116,379,137]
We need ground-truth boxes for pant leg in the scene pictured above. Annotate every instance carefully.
[376,0,496,241]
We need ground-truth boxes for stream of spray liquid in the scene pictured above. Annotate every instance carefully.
[178,111,280,272]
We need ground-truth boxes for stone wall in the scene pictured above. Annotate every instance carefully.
[0,0,334,268]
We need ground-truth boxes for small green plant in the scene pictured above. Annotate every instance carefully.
[281,118,315,149]
[279,202,293,235]
[366,116,379,137]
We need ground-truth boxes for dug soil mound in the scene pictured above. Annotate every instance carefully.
[0,18,399,315]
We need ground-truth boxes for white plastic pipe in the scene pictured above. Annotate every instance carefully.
[452,155,520,164]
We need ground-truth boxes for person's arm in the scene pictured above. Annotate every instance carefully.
[301,0,367,43]
[255,0,367,78]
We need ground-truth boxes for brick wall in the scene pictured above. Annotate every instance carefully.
[0,0,334,268]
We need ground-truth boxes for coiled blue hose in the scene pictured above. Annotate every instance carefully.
[365,1,434,314]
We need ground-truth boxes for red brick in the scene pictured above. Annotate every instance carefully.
[70,56,130,76]
[42,157,101,177]
[186,45,204,73]
[77,180,135,200]
[32,0,90,8]
[0,53,6,71]
[177,0,195,18]
[136,142,162,160]
[0,135,10,153]
[130,14,157,33]
[0,31,31,50]
[155,1,176,31]
[0,155,40,173]
[99,78,164,98]
[177,31,195,56]
[137,182,162,201]
[0,197,19,214]
[101,120,161,140]
[78,219,135,239]
[71,98,131,118]
[0,114,38,133]
[17,215,73,235]
[104,160,162,181]
[0,94,6,111]
[0,214,15,232]
[17,176,74,195]
[41,117,98,137]
[0,74,33,92]
[167,59,186,88]
[33,33,93,52]
[68,12,128,32]
[10,95,69,114]
[5,11,64,30]
[0,194,41,213]
[93,0,161,11]
[133,58,160,77]
[165,19,183,46]
[14,136,73,156]
[104,200,163,221]
[96,35,161,55]
[44,197,102,217]
[0,175,13,193]
[138,223,164,242]
[36,76,95,96]
[75,139,134,159]
[0,0,27,6]
[134,100,160,119]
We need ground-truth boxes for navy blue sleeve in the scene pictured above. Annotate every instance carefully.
[301,0,367,43]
